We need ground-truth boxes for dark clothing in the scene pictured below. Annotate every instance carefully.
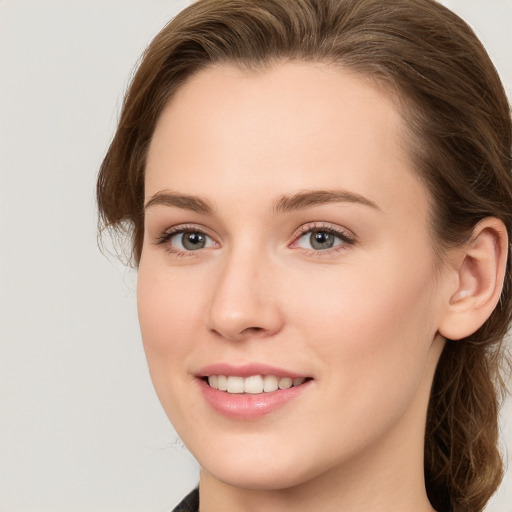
[172,488,199,512]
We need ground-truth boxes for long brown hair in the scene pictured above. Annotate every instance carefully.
[97,1,512,510]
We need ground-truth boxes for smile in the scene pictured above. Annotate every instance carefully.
[207,375,307,394]
[197,364,313,418]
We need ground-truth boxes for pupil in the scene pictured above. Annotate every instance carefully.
[182,232,205,250]
[310,230,334,250]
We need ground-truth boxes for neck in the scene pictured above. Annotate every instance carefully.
[199,422,436,512]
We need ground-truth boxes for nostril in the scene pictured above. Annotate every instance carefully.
[241,326,265,336]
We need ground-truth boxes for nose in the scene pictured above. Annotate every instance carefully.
[206,247,284,342]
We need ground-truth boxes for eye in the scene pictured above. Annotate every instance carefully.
[158,227,217,253]
[292,225,355,252]
[175,231,212,250]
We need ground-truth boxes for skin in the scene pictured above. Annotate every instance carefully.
[138,62,459,512]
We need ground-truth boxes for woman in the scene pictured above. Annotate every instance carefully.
[97,0,512,511]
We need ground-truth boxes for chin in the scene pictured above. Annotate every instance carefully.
[203,462,313,492]
[193,440,330,492]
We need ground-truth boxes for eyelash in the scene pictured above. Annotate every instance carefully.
[290,223,355,256]
[156,224,217,257]
[155,222,356,257]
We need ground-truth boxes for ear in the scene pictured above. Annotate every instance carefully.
[438,217,508,341]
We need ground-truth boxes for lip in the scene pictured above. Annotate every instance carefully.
[197,362,308,379]
[195,363,313,420]
[198,378,312,420]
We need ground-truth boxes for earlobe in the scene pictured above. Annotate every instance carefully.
[438,218,508,341]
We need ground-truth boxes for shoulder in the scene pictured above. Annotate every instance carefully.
[170,488,199,512]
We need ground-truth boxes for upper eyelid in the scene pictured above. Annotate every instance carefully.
[159,223,216,237]
[292,222,356,241]
[156,225,218,256]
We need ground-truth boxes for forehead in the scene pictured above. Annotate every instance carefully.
[145,61,428,221]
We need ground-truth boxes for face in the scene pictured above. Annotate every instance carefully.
[138,62,450,491]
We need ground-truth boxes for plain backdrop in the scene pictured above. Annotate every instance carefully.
[0,1,510,511]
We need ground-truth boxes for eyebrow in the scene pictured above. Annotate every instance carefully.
[144,191,214,214]
[144,188,380,215]
[272,189,381,214]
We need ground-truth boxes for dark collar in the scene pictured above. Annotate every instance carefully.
[172,488,199,512]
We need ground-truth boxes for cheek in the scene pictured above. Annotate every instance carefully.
[136,262,202,399]
[285,251,439,388]
[282,260,439,457]
[136,263,216,435]
[137,258,204,344]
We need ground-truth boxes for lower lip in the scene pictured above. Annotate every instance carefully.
[198,378,312,420]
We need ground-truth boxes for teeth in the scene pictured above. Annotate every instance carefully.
[207,374,308,394]
[217,375,227,391]
[244,375,264,394]
[263,375,278,392]
[278,377,293,390]
[226,376,244,393]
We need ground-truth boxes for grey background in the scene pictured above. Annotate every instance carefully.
[0,1,510,510]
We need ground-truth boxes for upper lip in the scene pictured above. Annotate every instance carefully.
[196,363,310,379]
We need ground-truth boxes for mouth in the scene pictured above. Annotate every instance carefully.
[204,374,312,394]
[196,363,314,418]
